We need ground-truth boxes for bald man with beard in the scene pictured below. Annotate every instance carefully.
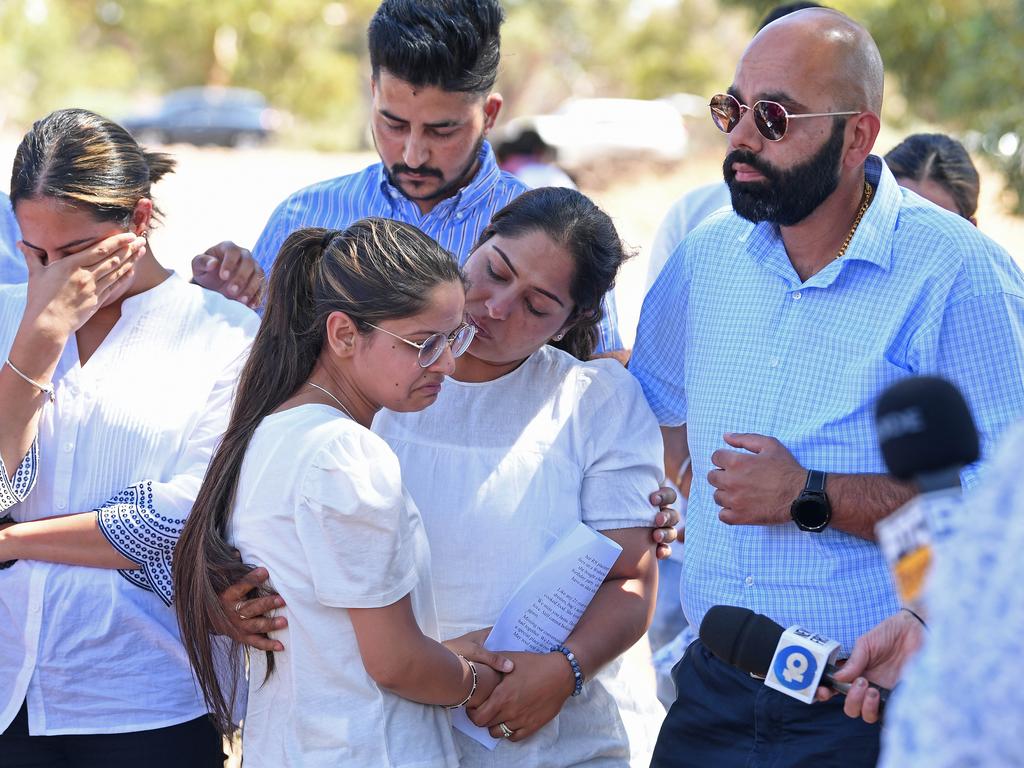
[629,9,1024,766]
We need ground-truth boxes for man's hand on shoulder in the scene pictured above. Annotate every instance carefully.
[709,433,804,526]
[191,241,265,309]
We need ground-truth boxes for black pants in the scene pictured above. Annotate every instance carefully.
[0,701,225,768]
[651,640,881,768]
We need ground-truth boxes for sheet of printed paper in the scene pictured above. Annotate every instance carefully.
[452,522,623,749]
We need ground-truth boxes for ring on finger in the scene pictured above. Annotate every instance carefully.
[498,722,513,739]
[234,600,248,620]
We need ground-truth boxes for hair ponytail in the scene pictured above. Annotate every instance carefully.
[143,149,176,185]
[173,229,328,734]
[11,108,175,225]
[174,220,463,735]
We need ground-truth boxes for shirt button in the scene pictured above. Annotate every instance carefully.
[56,501,66,510]
[63,442,74,452]
[792,291,802,301]
[769,357,780,368]
[744,575,755,586]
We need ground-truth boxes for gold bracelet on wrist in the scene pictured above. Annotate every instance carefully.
[446,655,478,709]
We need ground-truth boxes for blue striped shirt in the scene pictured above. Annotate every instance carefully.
[0,193,26,284]
[630,155,1024,652]
[252,141,622,353]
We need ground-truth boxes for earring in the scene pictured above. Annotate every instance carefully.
[553,332,565,341]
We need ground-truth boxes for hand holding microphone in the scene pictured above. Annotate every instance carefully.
[699,606,892,711]
[815,609,925,723]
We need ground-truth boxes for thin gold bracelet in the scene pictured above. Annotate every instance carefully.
[446,655,478,709]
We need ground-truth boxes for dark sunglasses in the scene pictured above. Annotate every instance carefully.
[710,93,860,142]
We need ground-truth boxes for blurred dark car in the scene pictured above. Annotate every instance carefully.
[120,87,283,147]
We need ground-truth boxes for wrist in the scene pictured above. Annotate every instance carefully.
[900,606,928,630]
[0,517,17,567]
[550,645,584,697]
[446,655,479,710]
[14,317,68,360]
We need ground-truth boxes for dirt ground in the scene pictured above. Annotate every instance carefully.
[2,132,1022,348]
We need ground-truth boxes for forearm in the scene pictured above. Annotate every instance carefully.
[382,635,483,706]
[563,571,657,680]
[0,511,137,569]
[564,528,658,679]
[351,598,495,707]
[0,321,65,477]
[827,472,916,540]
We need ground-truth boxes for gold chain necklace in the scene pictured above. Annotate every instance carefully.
[835,181,873,260]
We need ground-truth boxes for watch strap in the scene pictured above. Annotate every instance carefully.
[805,469,826,494]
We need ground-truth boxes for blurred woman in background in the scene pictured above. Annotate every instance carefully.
[885,132,981,224]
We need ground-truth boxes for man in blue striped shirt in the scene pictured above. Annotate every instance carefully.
[196,0,621,353]
[632,9,1024,767]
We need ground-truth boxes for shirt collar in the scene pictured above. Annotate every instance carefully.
[745,154,897,285]
[376,140,500,216]
[119,271,187,317]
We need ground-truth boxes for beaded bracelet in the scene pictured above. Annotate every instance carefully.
[446,655,478,709]
[552,644,584,697]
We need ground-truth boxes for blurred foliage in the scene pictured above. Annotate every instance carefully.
[719,0,1024,213]
[0,0,1020,211]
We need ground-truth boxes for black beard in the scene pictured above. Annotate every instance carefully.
[723,119,846,226]
[381,132,486,205]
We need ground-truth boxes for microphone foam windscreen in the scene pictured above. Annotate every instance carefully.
[875,376,980,481]
[699,605,784,678]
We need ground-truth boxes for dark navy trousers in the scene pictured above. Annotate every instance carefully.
[0,701,225,768]
[651,640,881,768]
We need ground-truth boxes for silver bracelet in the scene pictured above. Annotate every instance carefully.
[4,359,54,403]
[446,655,478,709]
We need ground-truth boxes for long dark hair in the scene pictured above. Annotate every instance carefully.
[173,219,463,734]
[475,187,631,360]
[11,108,174,224]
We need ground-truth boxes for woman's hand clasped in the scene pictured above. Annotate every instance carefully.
[20,232,146,340]
[469,651,575,742]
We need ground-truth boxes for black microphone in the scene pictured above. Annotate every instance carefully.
[699,605,890,706]
[874,375,979,492]
[874,376,980,608]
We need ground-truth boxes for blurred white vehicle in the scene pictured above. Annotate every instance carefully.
[502,98,689,171]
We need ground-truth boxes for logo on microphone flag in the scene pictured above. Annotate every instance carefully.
[765,626,840,703]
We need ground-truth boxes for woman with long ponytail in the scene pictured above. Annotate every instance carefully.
[174,219,504,767]
[0,109,258,764]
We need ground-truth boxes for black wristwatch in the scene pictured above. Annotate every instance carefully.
[790,469,832,532]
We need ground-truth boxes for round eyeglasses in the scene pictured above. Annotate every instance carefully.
[366,321,477,368]
[709,93,860,143]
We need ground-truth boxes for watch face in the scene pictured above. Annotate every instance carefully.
[792,495,830,531]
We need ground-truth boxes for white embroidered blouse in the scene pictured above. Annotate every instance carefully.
[0,275,258,735]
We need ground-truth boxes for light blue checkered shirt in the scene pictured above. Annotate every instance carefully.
[0,193,26,284]
[252,141,622,353]
[630,155,1024,652]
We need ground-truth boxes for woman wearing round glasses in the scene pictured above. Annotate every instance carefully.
[173,219,504,768]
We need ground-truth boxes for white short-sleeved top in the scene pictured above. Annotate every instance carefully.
[373,344,666,767]
[229,405,457,768]
[0,275,258,735]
